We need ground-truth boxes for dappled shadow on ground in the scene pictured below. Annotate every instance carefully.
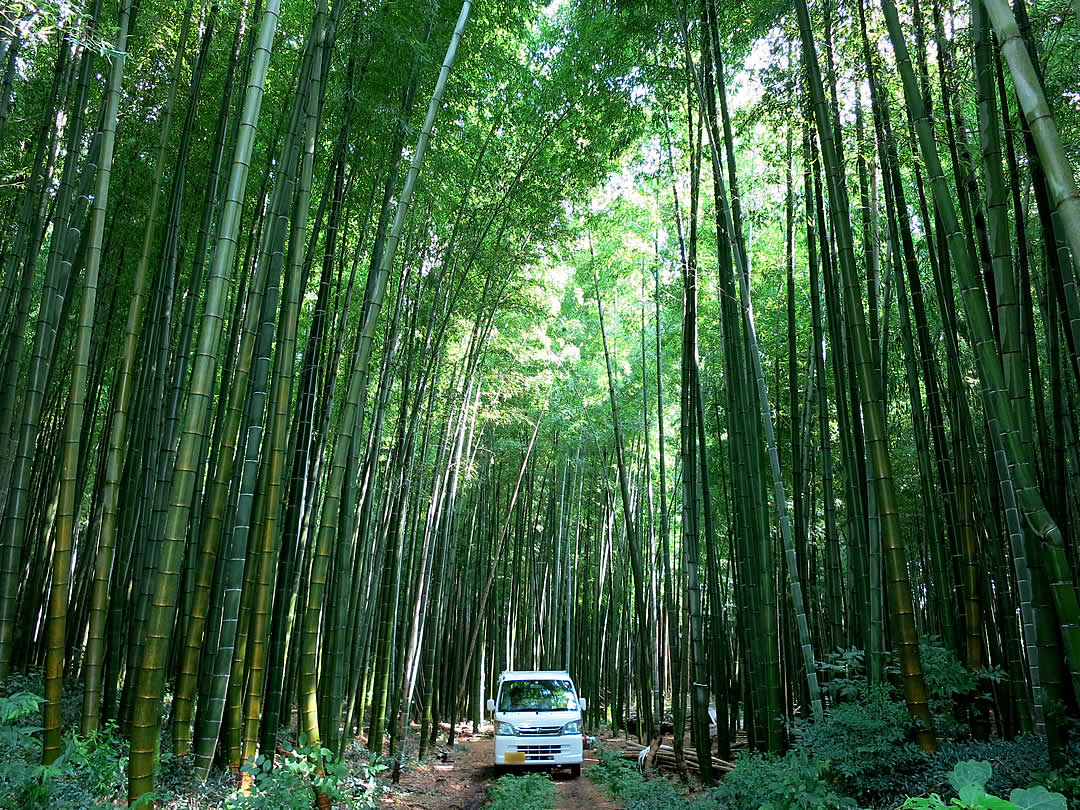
[379,731,496,809]
[379,730,616,809]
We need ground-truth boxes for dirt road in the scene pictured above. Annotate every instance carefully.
[550,762,617,810]
[380,733,616,809]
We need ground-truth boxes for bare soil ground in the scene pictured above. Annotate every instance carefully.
[380,731,617,809]
[551,758,617,810]
[379,732,495,810]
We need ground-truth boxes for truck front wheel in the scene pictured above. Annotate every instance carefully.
[569,764,581,778]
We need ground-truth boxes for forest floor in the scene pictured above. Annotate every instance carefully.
[379,731,617,809]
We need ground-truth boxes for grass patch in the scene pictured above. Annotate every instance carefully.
[708,750,857,810]
[587,744,717,810]
[487,771,555,809]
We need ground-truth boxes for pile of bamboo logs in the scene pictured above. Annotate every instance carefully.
[608,737,735,777]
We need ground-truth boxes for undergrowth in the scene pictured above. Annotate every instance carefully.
[677,640,1068,810]
[1029,727,1080,810]
[223,740,377,810]
[588,744,718,810]
[709,750,857,810]
[0,678,388,809]
[901,759,1066,810]
[782,640,1048,808]
[486,771,555,809]
[791,684,926,803]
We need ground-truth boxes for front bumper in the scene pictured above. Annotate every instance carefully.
[495,733,584,765]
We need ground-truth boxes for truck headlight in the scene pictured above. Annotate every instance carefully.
[561,720,582,735]
[495,722,516,736]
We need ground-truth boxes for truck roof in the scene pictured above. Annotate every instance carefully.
[498,669,573,682]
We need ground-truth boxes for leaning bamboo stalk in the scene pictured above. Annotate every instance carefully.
[299,0,472,750]
[882,0,1080,701]
[454,404,544,707]
[982,0,1080,287]
[0,36,77,680]
[241,0,327,770]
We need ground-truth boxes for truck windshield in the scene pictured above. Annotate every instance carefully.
[498,679,578,712]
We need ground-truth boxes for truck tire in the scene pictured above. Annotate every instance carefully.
[569,764,581,778]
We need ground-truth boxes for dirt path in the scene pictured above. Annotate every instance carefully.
[380,733,496,810]
[380,734,617,810]
[552,753,617,810]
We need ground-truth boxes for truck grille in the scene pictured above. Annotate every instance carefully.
[516,744,563,760]
[517,726,562,736]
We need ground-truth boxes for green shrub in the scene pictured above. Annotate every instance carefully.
[709,750,857,810]
[818,647,869,702]
[0,672,45,702]
[225,741,351,810]
[818,639,1003,740]
[487,771,555,810]
[916,638,1004,738]
[45,721,130,809]
[587,745,646,797]
[918,736,1050,803]
[917,637,977,699]
[588,744,718,810]
[792,700,1050,810]
[791,685,927,804]
[806,642,1044,808]
[0,688,136,810]
[1030,728,1080,810]
[65,720,128,800]
[1040,766,1080,810]
[0,690,54,809]
[901,759,1066,810]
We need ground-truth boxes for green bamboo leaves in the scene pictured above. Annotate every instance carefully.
[4,0,1080,800]
[983,0,1080,285]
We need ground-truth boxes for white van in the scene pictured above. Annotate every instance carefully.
[486,670,587,777]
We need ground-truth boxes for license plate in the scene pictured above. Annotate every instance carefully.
[504,752,525,764]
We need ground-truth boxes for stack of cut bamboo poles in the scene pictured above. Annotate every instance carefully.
[610,738,734,776]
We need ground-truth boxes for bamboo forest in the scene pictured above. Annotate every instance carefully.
[1,0,1079,805]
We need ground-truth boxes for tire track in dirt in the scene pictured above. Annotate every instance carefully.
[552,755,617,810]
[380,734,617,809]
[380,734,496,809]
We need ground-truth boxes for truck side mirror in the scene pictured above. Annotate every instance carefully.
[578,698,587,712]
[486,698,495,712]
